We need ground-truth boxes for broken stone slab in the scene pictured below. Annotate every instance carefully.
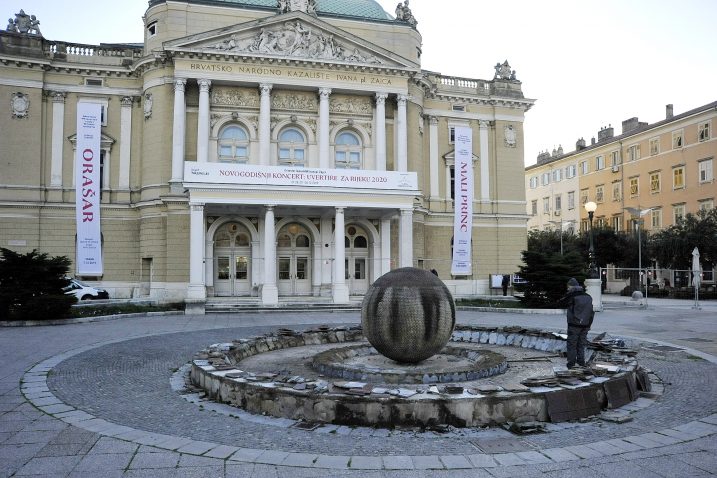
[600,411,633,423]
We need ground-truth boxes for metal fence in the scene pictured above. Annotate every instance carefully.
[601,267,716,302]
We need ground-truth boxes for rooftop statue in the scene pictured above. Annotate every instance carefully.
[494,60,518,81]
[395,0,417,27]
[278,0,317,15]
[6,10,41,36]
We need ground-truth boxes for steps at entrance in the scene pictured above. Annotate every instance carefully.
[205,297,362,313]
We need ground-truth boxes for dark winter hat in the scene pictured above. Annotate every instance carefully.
[567,278,580,287]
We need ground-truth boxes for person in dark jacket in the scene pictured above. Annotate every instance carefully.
[501,274,510,296]
[558,277,595,368]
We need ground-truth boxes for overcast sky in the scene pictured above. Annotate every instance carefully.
[13,0,717,166]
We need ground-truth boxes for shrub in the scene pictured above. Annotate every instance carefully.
[0,248,76,321]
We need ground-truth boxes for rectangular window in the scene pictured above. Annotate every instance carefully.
[450,167,455,200]
[555,195,562,211]
[566,164,576,178]
[611,150,621,166]
[543,197,550,214]
[452,105,466,112]
[580,189,589,205]
[595,185,604,203]
[630,177,639,197]
[541,172,550,186]
[699,199,714,211]
[699,159,713,183]
[568,191,575,210]
[627,144,640,161]
[581,219,589,232]
[580,161,589,175]
[552,169,562,182]
[649,137,660,156]
[529,176,538,189]
[650,172,661,193]
[531,200,538,216]
[651,209,662,229]
[612,215,622,231]
[672,130,684,149]
[673,166,685,189]
[673,204,686,224]
[699,121,711,142]
[596,155,605,170]
[612,181,622,201]
[449,127,455,144]
[596,218,605,228]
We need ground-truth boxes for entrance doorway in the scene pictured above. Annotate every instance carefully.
[345,225,369,295]
[213,222,251,297]
[277,223,312,296]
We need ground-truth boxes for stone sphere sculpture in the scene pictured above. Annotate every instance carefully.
[361,267,455,363]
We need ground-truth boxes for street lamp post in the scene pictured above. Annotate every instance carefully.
[584,201,598,278]
[549,219,575,255]
[625,207,653,307]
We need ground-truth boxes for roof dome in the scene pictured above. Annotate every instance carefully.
[174,0,393,21]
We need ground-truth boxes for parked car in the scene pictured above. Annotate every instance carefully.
[63,278,109,300]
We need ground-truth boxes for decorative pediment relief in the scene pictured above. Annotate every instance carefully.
[209,20,383,65]
[271,91,317,111]
[329,95,372,116]
[166,13,415,69]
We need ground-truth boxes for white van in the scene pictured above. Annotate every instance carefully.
[63,278,109,300]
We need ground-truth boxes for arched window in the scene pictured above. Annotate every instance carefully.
[354,236,368,248]
[218,125,249,163]
[278,128,306,166]
[296,235,310,248]
[335,131,361,169]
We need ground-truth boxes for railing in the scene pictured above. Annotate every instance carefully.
[45,41,143,60]
[437,75,491,94]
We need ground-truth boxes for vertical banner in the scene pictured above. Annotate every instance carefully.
[75,103,103,275]
[451,126,473,276]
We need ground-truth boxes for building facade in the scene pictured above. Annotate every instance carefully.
[1,1,534,309]
[525,102,717,286]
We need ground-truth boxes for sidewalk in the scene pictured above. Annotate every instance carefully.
[1,308,716,477]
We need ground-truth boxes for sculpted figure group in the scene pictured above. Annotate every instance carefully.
[6,10,41,35]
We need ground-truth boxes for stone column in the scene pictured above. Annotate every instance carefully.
[170,79,187,190]
[259,83,272,166]
[429,116,439,199]
[262,206,278,305]
[187,204,207,311]
[318,87,332,169]
[399,208,413,268]
[380,217,391,277]
[479,120,490,201]
[396,94,409,172]
[49,92,66,188]
[196,79,211,163]
[333,207,349,303]
[118,96,133,191]
[375,93,388,171]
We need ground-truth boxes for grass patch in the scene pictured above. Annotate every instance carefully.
[70,302,184,318]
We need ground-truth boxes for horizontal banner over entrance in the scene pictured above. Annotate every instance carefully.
[184,162,418,191]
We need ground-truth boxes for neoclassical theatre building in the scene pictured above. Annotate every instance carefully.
[0,0,534,310]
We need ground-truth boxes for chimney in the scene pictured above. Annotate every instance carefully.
[622,117,640,134]
[666,104,674,119]
[591,137,596,145]
[597,125,614,142]
[576,137,586,150]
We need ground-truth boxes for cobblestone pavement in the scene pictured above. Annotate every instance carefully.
[1,306,716,477]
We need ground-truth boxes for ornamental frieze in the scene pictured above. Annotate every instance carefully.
[271,92,317,111]
[329,96,371,116]
[211,88,258,108]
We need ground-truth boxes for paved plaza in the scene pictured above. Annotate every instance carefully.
[1,299,717,477]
